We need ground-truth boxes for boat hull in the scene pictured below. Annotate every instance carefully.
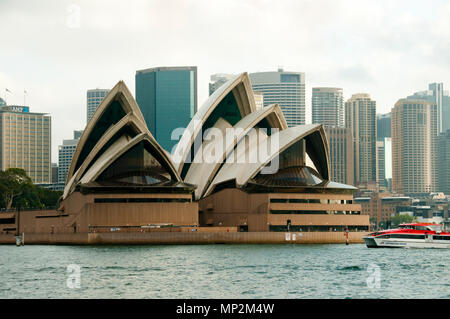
[363,236,450,248]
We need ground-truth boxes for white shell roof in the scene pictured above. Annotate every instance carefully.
[204,124,330,197]
[184,104,288,200]
[62,81,180,199]
[171,72,256,175]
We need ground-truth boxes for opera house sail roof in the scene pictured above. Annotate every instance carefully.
[63,81,194,200]
[62,73,356,202]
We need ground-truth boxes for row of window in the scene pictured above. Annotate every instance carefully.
[270,210,359,215]
[270,198,352,204]
[94,198,191,203]
[269,225,369,232]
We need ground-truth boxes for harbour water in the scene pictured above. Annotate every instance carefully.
[0,244,449,299]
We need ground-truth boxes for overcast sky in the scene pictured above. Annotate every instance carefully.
[1,0,450,162]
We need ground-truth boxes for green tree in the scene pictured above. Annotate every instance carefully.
[0,168,62,210]
[390,214,414,227]
[37,187,63,208]
[0,168,34,209]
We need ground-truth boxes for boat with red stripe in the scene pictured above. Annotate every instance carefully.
[363,223,450,248]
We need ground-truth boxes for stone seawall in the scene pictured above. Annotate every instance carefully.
[0,231,367,245]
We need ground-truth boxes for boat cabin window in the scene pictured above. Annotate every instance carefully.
[427,225,442,232]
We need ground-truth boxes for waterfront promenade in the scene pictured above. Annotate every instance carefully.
[0,231,367,245]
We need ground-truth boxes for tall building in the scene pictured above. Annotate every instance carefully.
[407,83,450,133]
[73,130,83,139]
[253,92,264,110]
[209,73,235,96]
[345,94,377,186]
[312,87,344,127]
[87,89,109,124]
[135,66,197,152]
[376,140,386,188]
[51,163,58,184]
[376,113,391,190]
[324,127,354,185]
[377,113,391,140]
[250,69,305,126]
[0,105,51,183]
[438,130,450,194]
[392,99,437,194]
[58,131,81,184]
[0,98,6,107]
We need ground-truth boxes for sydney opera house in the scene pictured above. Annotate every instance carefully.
[0,73,369,244]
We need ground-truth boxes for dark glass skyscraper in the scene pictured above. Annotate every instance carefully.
[135,66,197,152]
[376,113,391,141]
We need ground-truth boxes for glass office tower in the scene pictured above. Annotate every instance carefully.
[135,66,197,152]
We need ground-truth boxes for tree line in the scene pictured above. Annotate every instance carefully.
[0,168,62,210]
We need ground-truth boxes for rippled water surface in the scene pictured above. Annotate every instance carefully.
[0,244,449,298]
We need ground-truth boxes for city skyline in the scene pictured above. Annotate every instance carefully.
[2,0,450,162]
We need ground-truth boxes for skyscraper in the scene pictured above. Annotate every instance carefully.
[438,130,450,194]
[345,93,377,186]
[58,130,81,184]
[407,83,450,134]
[376,140,386,188]
[312,87,344,127]
[376,113,391,140]
[376,113,391,189]
[253,92,264,110]
[135,66,197,152]
[209,73,235,96]
[51,163,58,184]
[250,69,305,126]
[392,99,437,194]
[324,127,354,185]
[0,105,51,183]
[87,89,109,124]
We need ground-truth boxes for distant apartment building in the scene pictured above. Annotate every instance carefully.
[253,92,264,110]
[0,105,51,183]
[250,69,306,126]
[407,83,450,133]
[87,89,109,124]
[312,87,344,127]
[345,94,377,186]
[209,73,235,96]
[392,99,438,194]
[58,131,81,184]
[136,66,197,152]
[438,129,450,194]
[354,193,411,229]
[324,127,354,186]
